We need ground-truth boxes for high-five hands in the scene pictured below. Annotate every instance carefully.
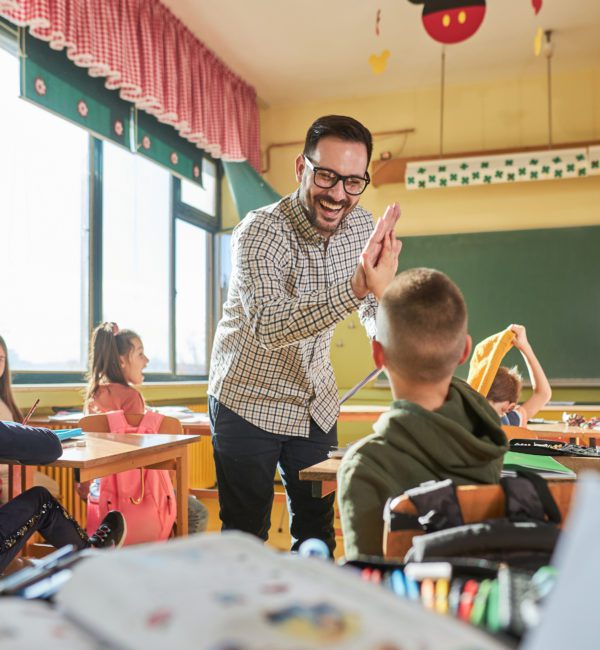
[351,203,402,300]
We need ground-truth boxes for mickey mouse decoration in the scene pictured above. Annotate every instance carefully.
[407,0,486,44]
[408,0,543,45]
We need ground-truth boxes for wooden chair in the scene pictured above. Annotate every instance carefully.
[383,481,576,560]
[79,412,183,435]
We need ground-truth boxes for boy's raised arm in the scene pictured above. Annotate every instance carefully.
[510,324,552,421]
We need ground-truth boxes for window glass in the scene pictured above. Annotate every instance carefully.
[175,220,208,375]
[102,142,171,372]
[0,46,89,371]
[180,158,217,216]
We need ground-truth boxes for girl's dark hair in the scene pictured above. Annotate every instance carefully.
[0,335,23,422]
[303,115,373,166]
[84,322,140,407]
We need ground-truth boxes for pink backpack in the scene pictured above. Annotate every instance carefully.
[86,411,176,545]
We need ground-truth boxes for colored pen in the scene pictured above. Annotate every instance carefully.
[22,398,40,426]
[435,578,450,615]
[390,569,406,598]
[448,578,465,616]
[361,567,372,582]
[405,574,420,601]
[458,579,479,621]
[370,568,382,585]
[421,578,435,610]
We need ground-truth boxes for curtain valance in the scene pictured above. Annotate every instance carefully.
[0,0,261,170]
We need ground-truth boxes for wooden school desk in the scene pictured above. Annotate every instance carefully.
[28,414,211,437]
[300,423,600,498]
[3,431,200,535]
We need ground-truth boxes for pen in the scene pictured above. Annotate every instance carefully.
[22,398,40,426]
[405,574,420,601]
[420,578,435,610]
[435,578,450,615]
[390,569,406,598]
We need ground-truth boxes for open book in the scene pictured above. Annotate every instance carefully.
[55,532,509,649]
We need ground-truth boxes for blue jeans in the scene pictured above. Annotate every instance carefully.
[209,397,337,554]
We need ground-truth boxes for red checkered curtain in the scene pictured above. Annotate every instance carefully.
[0,0,261,170]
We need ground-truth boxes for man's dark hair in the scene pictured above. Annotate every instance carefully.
[303,115,373,166]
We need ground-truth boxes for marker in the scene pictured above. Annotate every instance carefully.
[405,573,420,601]
[435,578,450,615]
[458,579,479,621]
[370,568,382,585]
[470,579,493,627]
[361,567,372,582]
[421,578,435,610]
[390,569,406,598]
[448,578,465,616]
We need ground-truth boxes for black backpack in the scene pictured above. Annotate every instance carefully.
[389,472,562,570]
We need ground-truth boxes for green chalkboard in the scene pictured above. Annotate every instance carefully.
[396,226,600,383]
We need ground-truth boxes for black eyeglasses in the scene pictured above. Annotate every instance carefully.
[303,156,370,196]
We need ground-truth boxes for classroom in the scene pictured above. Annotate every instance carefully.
[1,0,600,648]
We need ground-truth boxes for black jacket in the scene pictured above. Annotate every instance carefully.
[0,420,62,465]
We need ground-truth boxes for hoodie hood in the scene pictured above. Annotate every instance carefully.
[369,377,508,485]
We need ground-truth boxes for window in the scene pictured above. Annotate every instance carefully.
[102,142,171,372]
[0,45,90,373]
[1,30,221,383]
[180,158,218,217]
[175,220,209,375]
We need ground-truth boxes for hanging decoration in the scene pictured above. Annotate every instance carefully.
[531,0,543,15]
[407,0,486,45]
[368,50,390,75]
[375,9,382,36]
[405,147,600,190]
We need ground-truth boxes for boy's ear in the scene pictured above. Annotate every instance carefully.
[371,340,385,369]
[295,154,305,183]
[458,334,472,365]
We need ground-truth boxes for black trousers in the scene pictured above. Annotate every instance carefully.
[0,486,88,573]
[209,397,337,554]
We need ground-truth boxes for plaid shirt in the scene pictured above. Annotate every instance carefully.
[208,189,378,438]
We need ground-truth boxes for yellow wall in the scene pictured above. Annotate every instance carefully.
[260,66,600,395]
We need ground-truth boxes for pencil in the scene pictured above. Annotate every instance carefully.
[22,398,40,425]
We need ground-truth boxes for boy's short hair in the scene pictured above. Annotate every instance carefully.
[487,366,523,404]
[377,268,467,382]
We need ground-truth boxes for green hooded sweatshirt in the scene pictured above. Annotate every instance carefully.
[338,378,508,559]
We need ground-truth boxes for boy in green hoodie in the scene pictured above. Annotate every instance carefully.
[338,268,508,558]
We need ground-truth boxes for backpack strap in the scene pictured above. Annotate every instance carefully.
[404,479,464,533]
[500,470,562,525]
[105,410,131,433]
[136,411,164,433]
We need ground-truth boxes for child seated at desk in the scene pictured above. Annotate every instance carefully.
[0,335,59,504]
[486,325,552,426]
[83,322,207,535]
[0,420,125,573]
[338,268,508,559]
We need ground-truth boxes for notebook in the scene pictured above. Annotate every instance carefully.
[54,428,84,442]
[502,451,576,479]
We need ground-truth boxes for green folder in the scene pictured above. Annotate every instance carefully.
[502,451,576,478]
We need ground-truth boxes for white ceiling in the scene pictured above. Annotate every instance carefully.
[161,0,600,106]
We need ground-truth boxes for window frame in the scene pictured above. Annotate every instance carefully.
[4,25,222,383]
